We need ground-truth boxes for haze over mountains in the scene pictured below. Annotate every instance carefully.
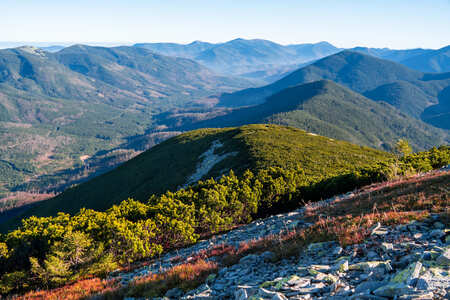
[0,38,449,223]
[135,39,341,83]
[134,39,450,81]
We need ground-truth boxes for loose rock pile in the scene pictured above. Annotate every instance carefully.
[115,169,450,299]
[181,216,449,299]
[111,192,355,286]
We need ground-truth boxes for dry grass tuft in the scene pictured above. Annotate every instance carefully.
[123,259,218,298]
[15,278,120,300]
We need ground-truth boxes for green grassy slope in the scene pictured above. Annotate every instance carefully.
[2,124,390,229]
[181,81,448,151]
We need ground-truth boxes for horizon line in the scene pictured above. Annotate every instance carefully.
[0,39,449,51]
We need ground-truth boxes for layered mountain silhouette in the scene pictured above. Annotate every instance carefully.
[178,80,448,150]
[217,51,450,128]
[134,39,450,79]
[135,39,340,81]
[401,45,450,73]
[349,47,433,64]
[0,45,248,107]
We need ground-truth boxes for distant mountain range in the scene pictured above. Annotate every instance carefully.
[0,45,248,106]
[350,45,450,73]
[2,39,442,83]
[133,39,450,81]
[216,51,450,129]
[401,45,450,73]
[135,39,341,81]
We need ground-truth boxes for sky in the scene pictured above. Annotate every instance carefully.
[1,0,449,49]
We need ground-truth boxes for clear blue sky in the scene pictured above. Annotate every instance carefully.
[1,0,449,49]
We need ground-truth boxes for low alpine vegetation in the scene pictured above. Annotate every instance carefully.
[0,145,448,295]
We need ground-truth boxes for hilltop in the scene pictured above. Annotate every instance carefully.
[177,80,448,151]
[1,124,390,228]
[53,45,247,99]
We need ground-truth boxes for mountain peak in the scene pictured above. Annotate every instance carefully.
[188,40,209,46]
[16,46,47,56]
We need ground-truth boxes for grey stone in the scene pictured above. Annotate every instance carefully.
[436,248,450,266]
[433,222,444,229]
[211,282,227,290]
[332,246,344,256]
[337,260,349,272]
[271,293,288,300]
[165,287,184,298]
[307,241,338,254]
[430,229,445,239]
[234,288,247,300]
[398,292,434,300]
[373,283,413,297]
[286,276,310,287]
[408,261,422,285]
[296,282,326,294]
[355,281,387,293]
[239,254,260,265]
[397,253,420,267]
[261,251,275,262]
[367,251,379,260]
[381,242,394,252]
[257,287,277,297]
[416,278,429,290]
[350,294,388,300]
[413,233,424,239]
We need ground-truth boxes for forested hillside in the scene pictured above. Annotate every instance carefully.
[0,45,251,206]
[1,124,390,229]
[179,80,448,150]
